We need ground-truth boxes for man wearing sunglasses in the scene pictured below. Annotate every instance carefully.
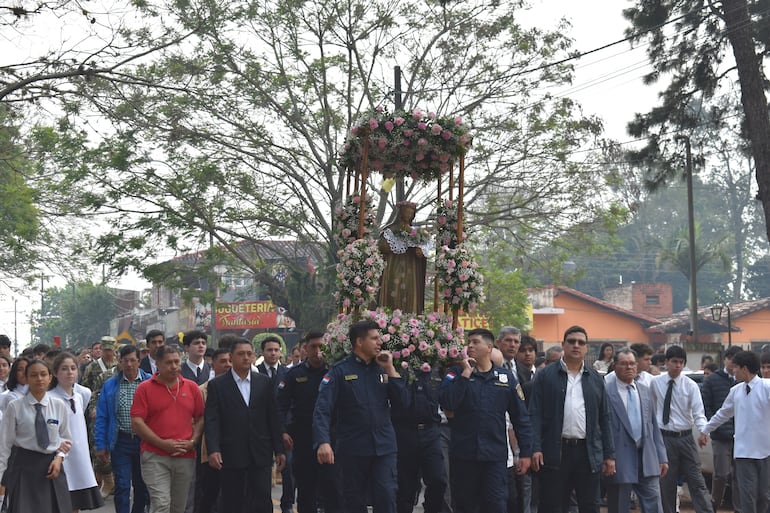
[529,325,615,513]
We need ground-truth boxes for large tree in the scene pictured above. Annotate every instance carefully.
[15,0,620,324]
[623,0,770,242]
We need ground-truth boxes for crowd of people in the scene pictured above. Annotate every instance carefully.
[0,323,766,513]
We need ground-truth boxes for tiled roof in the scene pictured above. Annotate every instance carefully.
[649,297,770,333]
[529,285,661,326]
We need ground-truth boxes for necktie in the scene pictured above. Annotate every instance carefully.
[746,384,751,395]
[69,398,76,414]
[627,385,642,442]
[506,361,513,371]
[269,367,274,379]
[34,403,50,450]
[662,379,674,425]
[196,366,201,379]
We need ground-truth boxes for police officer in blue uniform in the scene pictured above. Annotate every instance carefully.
[277,332,341,513]
[440,328,533,513]
[313,319,407,513]
[391,369,447,513]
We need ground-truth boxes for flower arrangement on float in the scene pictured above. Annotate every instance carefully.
[323,308,465,378]
[435,244,485,312]
[334,239,385,310]
[436,199,464,248]
[338,106,472,182]
[333,195,375,250]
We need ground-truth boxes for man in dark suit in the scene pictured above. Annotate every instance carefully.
[205,338,286,513]
[256,336,293,513]
[139,330,165,375]
[529,325,615,513]
[514,334,538,513]
[605,348,668,513]
[180,330,211,385]
[256,336,286,383]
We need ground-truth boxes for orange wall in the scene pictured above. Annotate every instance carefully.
[531,293,651,345]
[728,309,770,344]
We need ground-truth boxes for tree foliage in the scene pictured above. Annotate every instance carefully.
[33,281,117,349]
[623,0,770,243]
[17,0,622,324]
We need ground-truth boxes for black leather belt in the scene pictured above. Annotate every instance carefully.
[561,438,586,446]
[118,431,139,439]
[661,429,691,438]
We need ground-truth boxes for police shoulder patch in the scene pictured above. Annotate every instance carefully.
[321,375,332,385]
[445,371,456,381]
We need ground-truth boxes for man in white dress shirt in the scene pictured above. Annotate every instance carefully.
[650,346,714,513]
[699,350,770,513]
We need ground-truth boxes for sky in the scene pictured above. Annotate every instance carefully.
[0,0,667,350]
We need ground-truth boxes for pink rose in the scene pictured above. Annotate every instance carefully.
[401,334,410,343]
[429,332,437,340]
[431,124,442,135]
[342,298,351,307]
[369,118,379,130]
[394,117,404,126]
[382,334,391,343]
[412,108,423,119]
[417,138,428,146]
[454,116,463,125]
[419,341,429,351]
[438,215,447,225]
[352,196,361,203]
[417,122,427,130]
[391,317,401,326]
[401,361,409,369]
[402,139,411,147]
[442,130,452,140]
[415,153,425,162]
[377,138,387,149]
[402,349,410,357]
[388,326,396,334]
[421,362,432,373]
[411,328,420,337]
[438,348,448,358]
[443,289,452,297]
[392,350,400,358]
[403,129,414,138]
[408,344,416,352]
[449,347,459,358]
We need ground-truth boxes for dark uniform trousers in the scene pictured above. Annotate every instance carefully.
[537,440,600,513]
[292,424,341,513]
[394,422,447,513]
[338,452,397,513]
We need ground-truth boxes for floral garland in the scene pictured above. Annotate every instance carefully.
[436,199,462,248]
[323,308,465,377]
[338,106,472,182]
[333,195,375,250]
[334,239,385,309]
[435,244,485,312]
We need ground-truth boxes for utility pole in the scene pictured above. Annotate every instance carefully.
[13,298,17,357]
[677,136,699,344]
[394,65,405,203]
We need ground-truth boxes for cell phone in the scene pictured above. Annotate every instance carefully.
[377,353,389,362]
[468,359,476,368]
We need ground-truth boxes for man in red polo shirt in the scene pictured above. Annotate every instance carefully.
[131,344,204,513]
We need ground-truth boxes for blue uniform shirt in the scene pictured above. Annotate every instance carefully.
[391,370,442,425]
[440,364,533,461]
[312,354,407,456]
[277,360,329,434]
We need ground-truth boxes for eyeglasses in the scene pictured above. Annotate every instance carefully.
[565,338,587,346]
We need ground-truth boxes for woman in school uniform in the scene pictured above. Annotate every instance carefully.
[0,359,73,513]
[50,352,105,512]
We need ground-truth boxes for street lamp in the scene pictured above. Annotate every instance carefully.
[710,303,732,348]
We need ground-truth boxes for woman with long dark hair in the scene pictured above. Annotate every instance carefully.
[593,343,615,375]
[50,352,104,512]
[0,359,73,512]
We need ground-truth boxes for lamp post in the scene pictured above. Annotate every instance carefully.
[710,303,732,348]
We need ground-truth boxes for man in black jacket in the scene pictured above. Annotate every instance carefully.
[701,345,742,512]
[205,338,285,513]
[529,325,615,513]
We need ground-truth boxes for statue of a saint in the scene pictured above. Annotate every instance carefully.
[378,202,431,313]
